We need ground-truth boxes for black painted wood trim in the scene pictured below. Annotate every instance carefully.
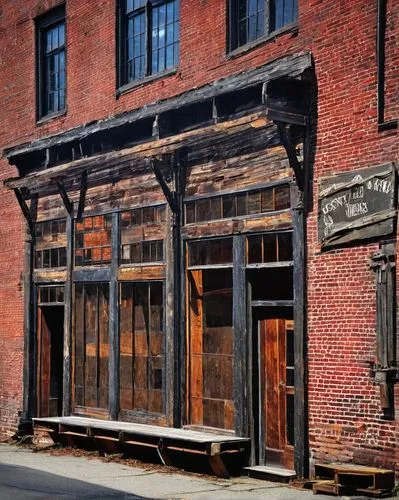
[233,234,247,437]
[108,212,120,420]
[73,268,112,282]
[62,214,73,416]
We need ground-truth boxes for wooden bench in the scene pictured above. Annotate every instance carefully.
[33,416,250,478]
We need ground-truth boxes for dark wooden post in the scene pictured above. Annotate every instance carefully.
[62,211,74,416]
[165,205,175,426]
[21,230,36,428]
[233,234,247,437]
[292,185,307,478]
[14,191,37,431]
[151,153,185,427]
[173,153,185,427]
[109,212,120,420]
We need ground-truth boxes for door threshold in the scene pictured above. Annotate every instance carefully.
[243,465,296,483]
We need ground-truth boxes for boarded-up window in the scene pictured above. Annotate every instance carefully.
[35,219,67,269]
[120,205,166,265]
[75,215,112,266]
[188,268,234,430]
[184,184,290,225]
[74,283,109,410]
[119,282,165,414]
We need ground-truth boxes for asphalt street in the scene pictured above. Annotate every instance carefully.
[0,443,363,500]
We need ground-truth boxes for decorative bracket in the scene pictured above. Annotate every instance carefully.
[13,188,34,236]
[151,157,177,212]
[56,180,73,215]
[275,121,305,192]
[77,170,88,220]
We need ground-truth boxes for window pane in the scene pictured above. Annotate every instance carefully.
[271,0,297,31]
[151,0,179,75]
[42,19,66,116]
[235,0,265,48]
[188,238,233,267]
[248,235,263,264]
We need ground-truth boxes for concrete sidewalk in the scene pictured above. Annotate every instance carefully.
[0,443,334,500]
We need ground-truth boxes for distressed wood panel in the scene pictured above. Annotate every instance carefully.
[182,211,292,240]
[118,266,165,281]
[34,270,67,282]
[186,147,289,198]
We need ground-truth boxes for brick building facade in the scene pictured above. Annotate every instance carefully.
[0,0,397,477]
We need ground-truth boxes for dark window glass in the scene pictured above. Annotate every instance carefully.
[120,0,180,86]
[38,285,64,305]
[247,232,292,265]
[37,6,66,118]
[286,393,294,445]
[222,195,235,218]
[185,202,196,224]
[188,238,233,267]
[184,185,289,225]
[230,0,297,51]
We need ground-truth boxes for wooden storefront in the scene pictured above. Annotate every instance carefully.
[4,53,313,476]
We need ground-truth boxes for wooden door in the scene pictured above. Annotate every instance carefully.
[258,317,294,468]
[188,268,235,431]
[73,283,109,417]
[37,306,64,417]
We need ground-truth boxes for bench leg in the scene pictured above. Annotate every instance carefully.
[157,439,173,466]
[208,455,229,478]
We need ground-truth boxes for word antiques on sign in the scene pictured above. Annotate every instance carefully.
[318,164,396,248]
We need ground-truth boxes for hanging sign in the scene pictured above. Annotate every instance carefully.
[318,164,396,248]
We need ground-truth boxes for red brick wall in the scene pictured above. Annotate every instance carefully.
[0,0,398,469]
[0,165,25,438]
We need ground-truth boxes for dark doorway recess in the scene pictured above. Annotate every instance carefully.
[37,306,64,417]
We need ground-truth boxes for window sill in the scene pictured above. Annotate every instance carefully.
[227,22,299,60]
[36,108,67,126]
[117,67,178,98]
[378,119,398,132]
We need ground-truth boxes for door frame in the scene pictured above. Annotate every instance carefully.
[35,284,66,418]
[250,308,295,468]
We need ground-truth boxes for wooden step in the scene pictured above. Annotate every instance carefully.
[243,465,296,483]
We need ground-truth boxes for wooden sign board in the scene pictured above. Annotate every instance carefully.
[318,164,396,248]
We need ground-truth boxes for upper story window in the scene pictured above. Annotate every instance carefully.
[118,0,180,87]
[36,5,66,119]
[229,0,298,51]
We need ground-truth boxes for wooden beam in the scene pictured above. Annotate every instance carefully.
[292,191,308,478]
[165,204,175,427]
[173,151,185,427]
[77,171,88,220]
[20,230,35,429]
[13,189,34,234]
[275,122,304,191]
[56,181,73,214]
[233,235,247,437]
[23,118,270,190]
[62,214,73,416]
[108,212,120,420]
[3,52,312,160]
[73,268,112,282]
[4,112,275,192]
[151,158,176,212]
